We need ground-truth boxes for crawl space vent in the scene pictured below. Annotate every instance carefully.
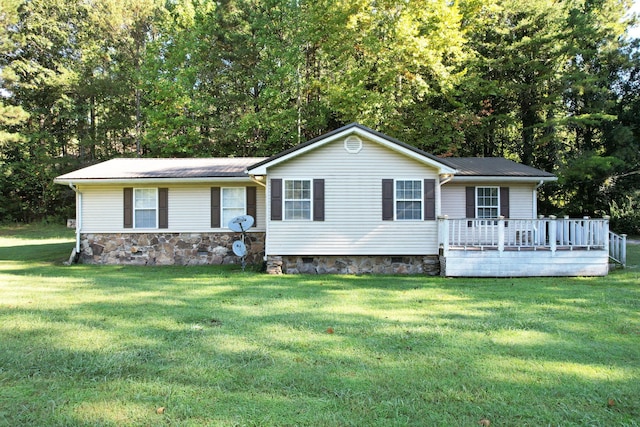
[344,135,363,154]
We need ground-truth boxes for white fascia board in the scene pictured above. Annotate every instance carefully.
[447,176,558,183]
[247,127,457,175]
[53,177,254,185]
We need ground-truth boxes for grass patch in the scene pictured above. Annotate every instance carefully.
[0,224,638,426]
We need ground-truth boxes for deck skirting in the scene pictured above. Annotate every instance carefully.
[441,249,609,277]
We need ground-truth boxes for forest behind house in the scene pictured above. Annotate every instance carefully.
[1,0,639,233]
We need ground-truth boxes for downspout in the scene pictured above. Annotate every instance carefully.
[533,180,544,217]
[68,183,81,258]
[249,175,266,188]
[439,173,454,185]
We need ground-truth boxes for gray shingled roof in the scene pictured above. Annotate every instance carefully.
[55,155,555,182]
[55,157,267,181]
[444,157,555,177]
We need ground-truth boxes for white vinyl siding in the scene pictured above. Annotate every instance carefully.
[80,186,125,231]
[78,183,265,233]
[266,137,440,255]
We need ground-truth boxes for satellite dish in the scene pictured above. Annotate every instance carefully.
[228,215,254,232]
[232,240,247,257]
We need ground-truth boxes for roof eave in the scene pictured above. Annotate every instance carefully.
[447,176,557,183]
[54,176,253,185]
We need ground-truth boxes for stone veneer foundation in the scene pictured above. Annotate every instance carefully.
[79,232,265,266]
[266,255,441,275]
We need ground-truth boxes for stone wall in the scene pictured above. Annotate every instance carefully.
[80,232,265,266]
[266,255,440,275]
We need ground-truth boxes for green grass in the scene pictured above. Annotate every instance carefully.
[1,224,639,426]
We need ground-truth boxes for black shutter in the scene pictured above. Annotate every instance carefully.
[313,179,325,221]
[465,187,476,218]
[500,187,510,218]
[466,186,475,227]
[211,187,221,228]
[247,186,257,227]
[123,188,133,228]
[424,179,436,220]
[500,186,510,226]
[271,179,282,221]
[159,188,168,229]
[382,179,394,221]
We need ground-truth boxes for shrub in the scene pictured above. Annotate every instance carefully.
[609,196,640,235]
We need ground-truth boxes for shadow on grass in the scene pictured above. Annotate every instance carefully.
[0,241,74,263]
[1,276,638,425]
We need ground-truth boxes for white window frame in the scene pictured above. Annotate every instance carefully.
[222,187,246,229]
[395,179,423,221]
[476,186,500,220]
[284,179,312,221]
[134,188,158,229]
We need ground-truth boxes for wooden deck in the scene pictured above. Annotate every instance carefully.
[438,217,622,277]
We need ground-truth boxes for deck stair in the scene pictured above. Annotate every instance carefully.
[609,231,627,267]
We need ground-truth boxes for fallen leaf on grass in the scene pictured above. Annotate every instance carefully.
[156,407,165,414]
[607,398,615,407]
[326,327,334,334]
[208,318,222,327]
[478,418,490,427]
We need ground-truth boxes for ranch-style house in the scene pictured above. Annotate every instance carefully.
[54,123,627,276]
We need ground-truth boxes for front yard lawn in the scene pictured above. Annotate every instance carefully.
[0,224,638,426]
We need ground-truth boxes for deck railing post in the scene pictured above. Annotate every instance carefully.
[549,215,557,252]
[537,215,544,246]
[621,234,627,267]
[583,216,590,249]
[603,216,610,252]
[438,215,449,256]
[498,216,505,253]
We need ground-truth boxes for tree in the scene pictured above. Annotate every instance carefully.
[1,0,639,224]
[313,0,468,149]
[557,0,635,216]
[459,0,569,165]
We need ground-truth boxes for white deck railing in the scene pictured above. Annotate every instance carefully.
[438,216,612,255]
[609,231,627,267]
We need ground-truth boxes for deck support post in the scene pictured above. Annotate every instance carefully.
[549,215,557,253]
[583,216,591,249]
[438,215,449,257]
[497,216,505,253]
[603,216,610,254]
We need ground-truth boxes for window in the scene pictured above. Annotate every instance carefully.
[396,180,422,220]
[222,187,246,228]
[134,188,157,228]
[476,187,499,219]
[284,179,311,220]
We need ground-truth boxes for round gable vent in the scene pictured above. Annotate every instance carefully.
[344,135,363,154]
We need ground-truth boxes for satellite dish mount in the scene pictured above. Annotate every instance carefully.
[229,215,254,271]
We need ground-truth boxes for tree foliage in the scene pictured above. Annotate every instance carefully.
[0,0,638,230]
